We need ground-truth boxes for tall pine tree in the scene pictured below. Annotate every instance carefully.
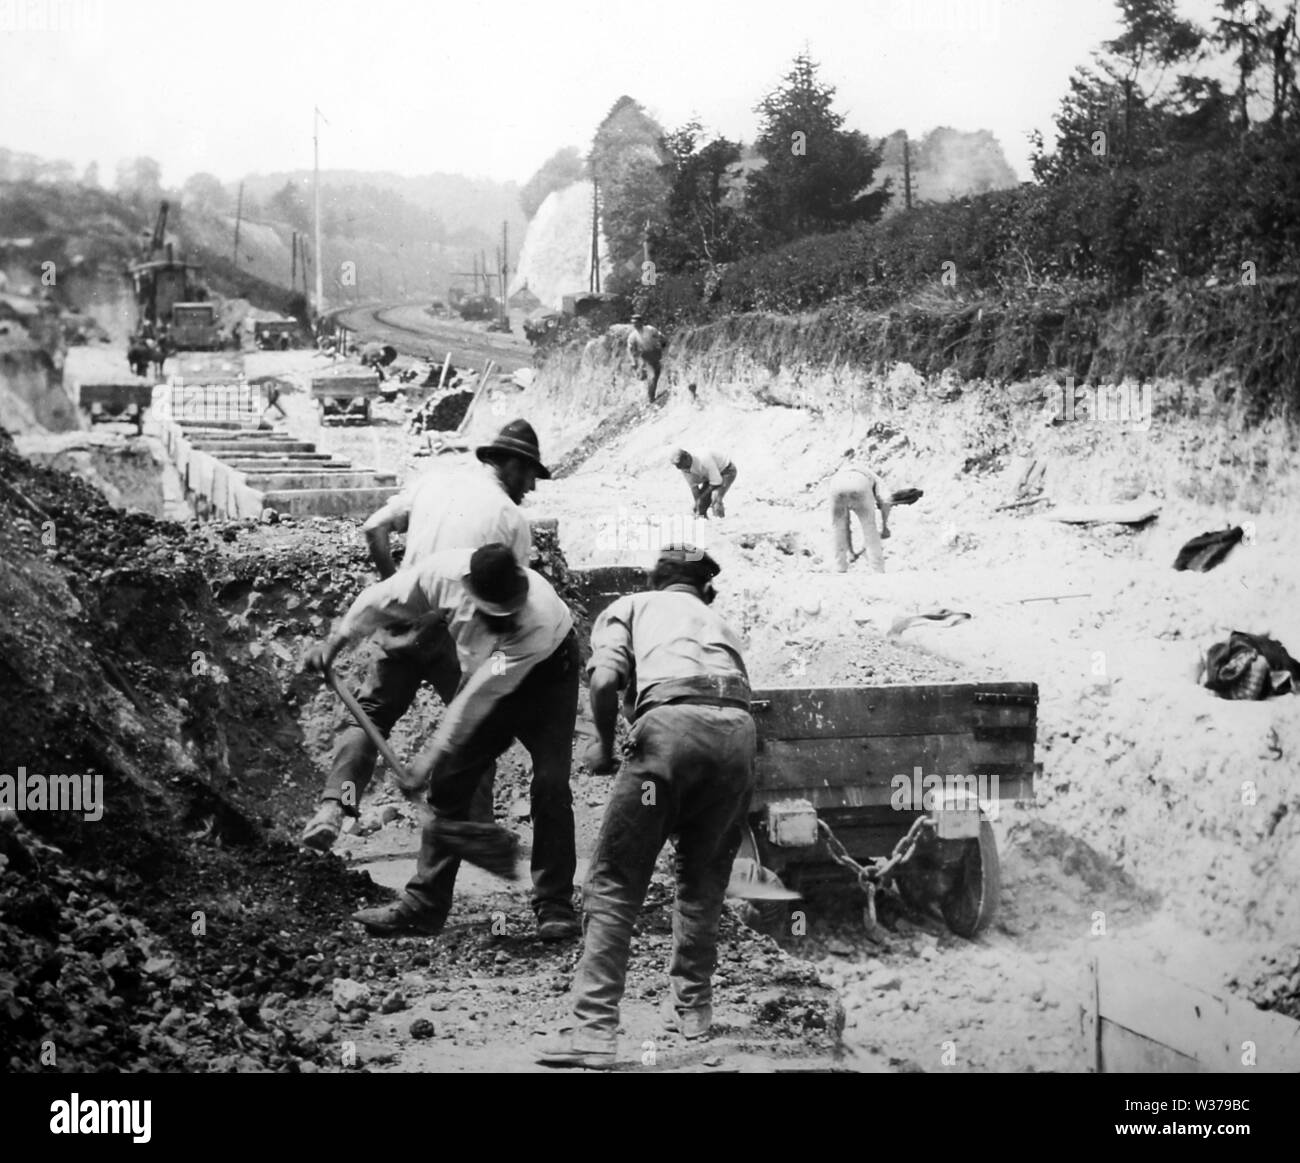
[746,51,888,243]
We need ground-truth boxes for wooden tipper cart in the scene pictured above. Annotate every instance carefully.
[77,380,156,434]
[311,366,381,425]
[742,682,1038,938]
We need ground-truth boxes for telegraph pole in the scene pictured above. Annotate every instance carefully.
[232,181,244,267]
[313,107,328,314]
[590,176,600,293]
[499,220,509,328]
[902,134,913,211]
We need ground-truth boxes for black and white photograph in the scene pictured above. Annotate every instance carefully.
[1,0,1297,1122]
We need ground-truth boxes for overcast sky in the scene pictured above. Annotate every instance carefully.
[1,0,1230,189]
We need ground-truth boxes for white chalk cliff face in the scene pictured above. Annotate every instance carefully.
[510,181,612,310]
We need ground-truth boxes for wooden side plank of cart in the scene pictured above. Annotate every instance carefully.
[1085,948,1300,1073]
[745,682,1038,938]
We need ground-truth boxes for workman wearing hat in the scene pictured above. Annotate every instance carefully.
[537,545,757,1068]
[626,313,667,403]
[299,420,580,941]
[305,543,580,938]
[671,447,737,518]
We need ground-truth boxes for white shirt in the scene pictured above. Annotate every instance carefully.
[589,587,748,695]
[363,461,529,570]
[335,549,573,761]
[680,450,732,488]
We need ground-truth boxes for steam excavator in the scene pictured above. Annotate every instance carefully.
[126,201,225,356]
[76,202,229,432]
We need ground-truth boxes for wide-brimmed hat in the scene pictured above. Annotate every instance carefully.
[655,543,720,580]
[476,419,550,479]
[463,543,530,616]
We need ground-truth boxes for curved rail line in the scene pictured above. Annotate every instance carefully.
[333,301,532,372]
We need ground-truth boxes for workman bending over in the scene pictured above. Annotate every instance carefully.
[537,545,756,1068]
[306,544,579,941]
[829,457,892,573]
[671,447,737,518]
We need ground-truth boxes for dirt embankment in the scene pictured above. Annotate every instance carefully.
[0,429,385,1071]
[0,336,79,435]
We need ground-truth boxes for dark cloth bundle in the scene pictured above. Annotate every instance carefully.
[890,488,924,506]
[1203,631,1300,700]
[1174,526,1244,572]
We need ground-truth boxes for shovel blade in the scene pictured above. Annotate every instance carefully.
[725,857,802,902]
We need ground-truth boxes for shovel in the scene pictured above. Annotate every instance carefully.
[726,857,804,902]
[726,826,802,902]
[323,664,512,880]
[324,662,427,797]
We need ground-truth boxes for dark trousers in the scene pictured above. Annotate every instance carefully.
[323,621,474,812]
[571,704,757,1038]
[323,622,493,913]
[403,631,580,922]
[640,353,662,403]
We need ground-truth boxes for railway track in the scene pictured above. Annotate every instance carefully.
[334,300,533,373]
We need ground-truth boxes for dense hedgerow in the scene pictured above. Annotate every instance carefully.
[637,133,1300,331]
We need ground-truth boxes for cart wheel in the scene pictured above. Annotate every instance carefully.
[940,818,1000,938]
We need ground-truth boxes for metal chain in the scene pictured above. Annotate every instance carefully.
[816,815,931,892]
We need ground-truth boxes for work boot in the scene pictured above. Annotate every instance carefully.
[300,801,346,851]
[351,899,445,936]
[535,904,581,942]
[535,1027,617,1069]
[678,1005,713,1040]
[430,819,520,880]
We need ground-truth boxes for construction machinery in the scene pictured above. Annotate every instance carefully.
[253,319,309,350]
[561,291,627,330]
[70,201,229,434]
[523,310,562,346]
[126,201,225,355]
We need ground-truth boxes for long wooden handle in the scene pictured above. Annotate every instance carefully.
[324,664,422,791]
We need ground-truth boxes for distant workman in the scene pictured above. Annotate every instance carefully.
[671,448,737,518]
[298,420,579,940]
[306,544,579,939]
[537,544,756,1068]
[359,342,398,380]
[626,314,667,403]
[829,457,892,573]
[260,380,289,423]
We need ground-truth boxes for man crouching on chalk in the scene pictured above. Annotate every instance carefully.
[303,544,581,940]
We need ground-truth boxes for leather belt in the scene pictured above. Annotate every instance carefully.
[635,675,752,720]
